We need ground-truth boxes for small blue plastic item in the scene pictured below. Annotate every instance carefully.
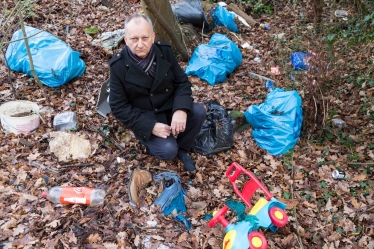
[153,172,191,230]
[5,26,86,87]
[185,33,242,86]
[244,88,303,156]
[265,80,274,92]
[212,5,239,32]
[291,52,310,70]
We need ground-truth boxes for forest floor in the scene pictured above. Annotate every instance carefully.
[0,0,373,249]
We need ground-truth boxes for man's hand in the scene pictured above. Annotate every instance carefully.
[152,122,171,138]
[171,110,187,137]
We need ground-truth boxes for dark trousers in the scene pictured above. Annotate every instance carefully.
[140,102,206,160]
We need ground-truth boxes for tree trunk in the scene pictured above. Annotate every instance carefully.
[141,0,188,61]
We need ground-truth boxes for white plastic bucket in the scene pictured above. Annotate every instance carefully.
[0,100,40,135]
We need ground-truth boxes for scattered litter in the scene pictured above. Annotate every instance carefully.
[260,23,270,30]
[245,88,303,156]
[0,100,40,135]
[5,26,86,87]
[332,169,345,180]
[185,33,242,86]
[335,10,348,20]
[332,118,346,129]
[273,33,285,39]
[53,112,78,131]
[49,132,91,162]
[96,79,111,117]
[271,66,280,75]
[291,52,312,70]
[265,80,274,92]
[248,71,274,82]
[241,42,251,48]
[254,57,261,63]
[91,29,125,50]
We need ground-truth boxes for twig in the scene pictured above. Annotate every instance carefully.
[148,166,177,174]
[1,50,17,99]
[1,30,44,44]
[347,162,374,166]
[59,163,94,168]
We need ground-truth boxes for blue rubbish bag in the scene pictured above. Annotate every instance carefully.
[185,33,242,86]
[212,5,239,32]
[153,172,191,230]
[291,52,311,70]
[244,88,303,156]
[5,26,86,87]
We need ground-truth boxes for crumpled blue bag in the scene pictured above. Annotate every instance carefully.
[5,26,86,87]
[185,33,242,86]
[244,88,303,156]
[291,52,311,70]
[153,172,191,230]
[212,5,239,32]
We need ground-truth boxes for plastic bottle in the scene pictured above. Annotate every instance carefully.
[42,186,105,207]
[260,23,270,30]
[265,80,274,92]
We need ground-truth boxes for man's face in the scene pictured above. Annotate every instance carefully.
[124,17,155,59]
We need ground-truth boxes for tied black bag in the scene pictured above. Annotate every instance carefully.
[192,100,235,157]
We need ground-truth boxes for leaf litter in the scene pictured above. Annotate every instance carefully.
[0,0,374,249]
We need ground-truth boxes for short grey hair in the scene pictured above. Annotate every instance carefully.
[124,13,154,33]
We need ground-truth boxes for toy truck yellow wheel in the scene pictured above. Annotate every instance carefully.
[269,206,288,227]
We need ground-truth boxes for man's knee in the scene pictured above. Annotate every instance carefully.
[155,141,178,161]
[192,103,207,122]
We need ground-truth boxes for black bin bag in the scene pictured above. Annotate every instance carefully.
[192,100,235,157]
[171,0,211,32]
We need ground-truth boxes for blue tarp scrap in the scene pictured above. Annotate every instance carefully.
[185,33,242,86]
[5,26,86,87]
[153,172,191,230]
[245,88,303,156]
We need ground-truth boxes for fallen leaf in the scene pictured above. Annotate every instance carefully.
[87,233,100,244]
[46,220,60,228]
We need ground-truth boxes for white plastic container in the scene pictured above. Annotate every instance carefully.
[42,186,105,207]
[0,100,40,134]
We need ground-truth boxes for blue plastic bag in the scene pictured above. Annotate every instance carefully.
[185,33,242,86]
[5,26,86,87]
[244,88,303,156]
[212,5,239,32]
[153,172,191,230]
[291,52,310,70]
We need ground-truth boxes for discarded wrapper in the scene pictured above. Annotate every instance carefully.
[271,66,280,75]
[332,169,345,180]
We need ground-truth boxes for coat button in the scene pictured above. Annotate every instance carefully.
[155,108,158,111]
[150,94,153,97]
[157,41,161,44]
[117,54,120,56]
[165,73,167,76]
[166,89,168,92]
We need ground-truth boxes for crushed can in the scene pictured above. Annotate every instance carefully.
[332,169,345,180]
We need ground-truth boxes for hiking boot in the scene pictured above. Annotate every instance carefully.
[177,151,196,172]
[128,169,152,207]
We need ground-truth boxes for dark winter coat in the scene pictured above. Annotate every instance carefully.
[109,40,193,141]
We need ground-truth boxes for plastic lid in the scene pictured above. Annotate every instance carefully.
[42,191,48,198]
